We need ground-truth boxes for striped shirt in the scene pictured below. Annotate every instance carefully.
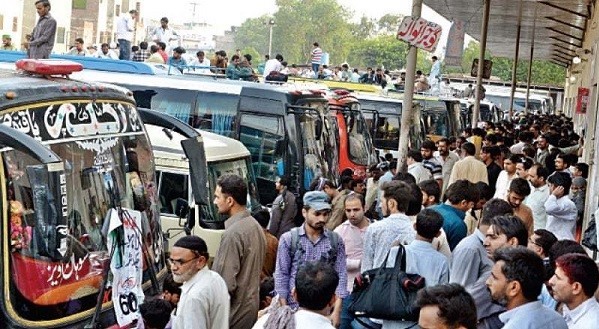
[423,157,443,181]
[311,47,323,64]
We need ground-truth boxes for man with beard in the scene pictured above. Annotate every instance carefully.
[212,174,265,329]
[274,191,348,327]
[525,164,550,230]
[334,193,370,329]
[169,236,229,329]
[486,247,567,329]
[465,215,528,329]
[436,138,460,194]
[505,178,534,236]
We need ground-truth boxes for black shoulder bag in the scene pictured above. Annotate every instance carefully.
[348,244,425,321]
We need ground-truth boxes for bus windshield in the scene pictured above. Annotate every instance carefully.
[297,100,339,190]
[343,104,377,166]
[2,101,162,323]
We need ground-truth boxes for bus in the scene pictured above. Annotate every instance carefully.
[459,99,504,128]
[413,95,464,141]
[146,124,260,256]
[356,93,425,160]
[326,90,378,179]
[0,60,166,328]
[69,70,340,207]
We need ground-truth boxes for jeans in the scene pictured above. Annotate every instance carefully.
[118,39,131,60]
[312,63,320,77]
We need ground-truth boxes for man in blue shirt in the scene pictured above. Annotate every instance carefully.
[431,180,479,250]
[487,247,567,329]
[168,46,187,73]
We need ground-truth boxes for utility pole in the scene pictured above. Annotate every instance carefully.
[267,19,275,57]
[472,0,491,128]
[190,2,200,23]
[397,0,422,172]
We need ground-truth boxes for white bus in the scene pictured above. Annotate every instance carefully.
[145,124,259,256]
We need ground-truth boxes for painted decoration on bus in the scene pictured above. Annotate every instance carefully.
[1,101,142,141]
[396,16,442,52]
[107,208,145,327]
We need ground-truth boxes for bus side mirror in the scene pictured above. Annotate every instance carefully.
[174,198,190,219]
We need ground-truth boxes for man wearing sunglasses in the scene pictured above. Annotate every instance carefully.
[170,235,229,329]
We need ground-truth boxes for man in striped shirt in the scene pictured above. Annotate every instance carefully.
[311,42,323,77]
[421,140,444,190]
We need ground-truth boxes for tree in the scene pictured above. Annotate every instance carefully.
[273,0,354,65]
[234,15,272,57]
[347,35,409,70]
[351,15,376,39]
[377,14,403,35]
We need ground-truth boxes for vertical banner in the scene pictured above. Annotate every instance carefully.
[444,20,465,67]
[108,208,145,327]
[576,87,590,114]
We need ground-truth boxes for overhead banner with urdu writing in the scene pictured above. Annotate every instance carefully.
[396,16,443,52]
[576,87,589,114]
[444,20,465,67]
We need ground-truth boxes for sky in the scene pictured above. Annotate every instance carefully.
[142,0,463,55]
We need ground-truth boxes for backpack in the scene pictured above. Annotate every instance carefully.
[288,227,340,266]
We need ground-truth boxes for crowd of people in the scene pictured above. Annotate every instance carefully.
[134,111,598,329]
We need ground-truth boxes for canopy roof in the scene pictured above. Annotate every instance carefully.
[423,0,591,67]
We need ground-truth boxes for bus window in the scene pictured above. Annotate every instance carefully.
[424,111,449,137]
[374,114,400,149]
[156,171,189,215]
[344,109,375,166]
[205,157,261,221]
[191,92,239,137]
[131,87,195,124]
[239,114,285,204]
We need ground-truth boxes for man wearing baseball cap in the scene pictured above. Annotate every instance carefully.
[169,235,229,329]
[274,191,348,327]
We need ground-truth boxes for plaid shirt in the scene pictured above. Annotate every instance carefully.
[132,49,150,62]
[274,224,348,308]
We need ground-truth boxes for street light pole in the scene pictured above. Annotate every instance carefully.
[268,19,275,57]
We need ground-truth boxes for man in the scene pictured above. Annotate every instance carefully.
[407,150,433,184]
[262,54,284,78]
[310,42,323,75]
[421,140,444,189]
[553,153,573,177]
[419,179,441,208]
[323,179,349,230]
[525,164,550,230]
[463,84,474,98]
[383,209,450,328]
[334,193,370,329]
[1,35,17,51]
[140,299,172,329]
[416,283,478,329]
[25,0,57,59]
[269,176,297,239]
[431,180,479,250]
[189,50,211,74]
[549,253,599,328]
[545,172,577,240]
[212,174,266,329]
[93,43,118,59]
[448,142,489,187]
[362,181,416,272]
[467,215,528,329]
[132,42,150,62]
[225,55,241,80]
[450,198,513,288]
[429,56,442,94]
[486,247,567,329]
[515,157,533,180]
[274,191,348,327]
[505,178,534,235]
[493,154,519,199]
[152,17,179,50]
[254,262,339,329]
[527,229,557,281]
[145,45,165,64]
[116,9,137,60]
[168,46,187,73]
[436,138,460,194]
[66,38,88,56]
[481,146,502,196]
[211,50,228,74]
[170,236,229,329]
[464,182,494,235]
[535,135,550,166]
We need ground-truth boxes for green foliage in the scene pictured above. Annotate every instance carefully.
[347,35,408,70]
[272,0,354,64]
[241,47,262,65]
[234,15,271,57]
